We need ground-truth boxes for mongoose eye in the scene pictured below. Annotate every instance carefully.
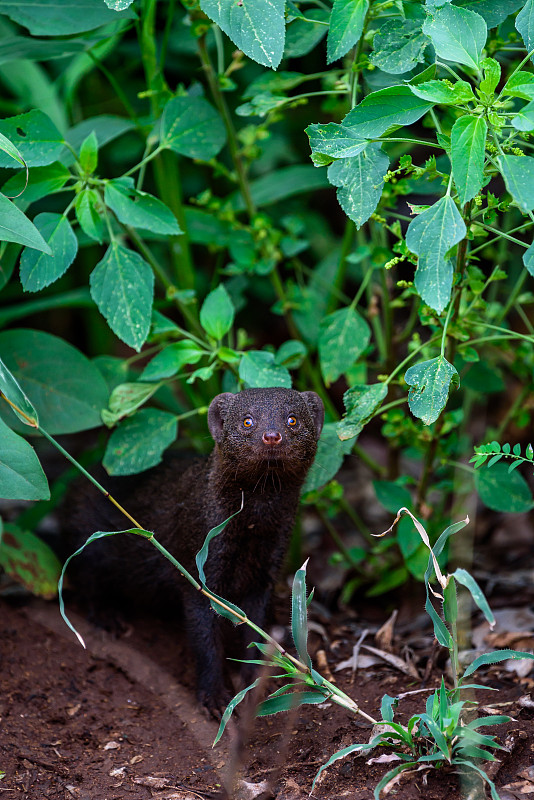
[243,417,254,428]
[287,415,297,427]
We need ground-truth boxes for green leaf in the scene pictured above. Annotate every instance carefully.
[0,523,60,598]
[161,96,226,160]
[200,0,285,68]
[275,340,307,369]
[405,356,459,425]
[291,560,312,669]
[318,307,371,385]
[370,18,430,75]
[257,691,327,716]
[0,131,25,168]
[101,382,160,427]
[479,57,501,95]
[452,568,495,626]
[238,351,291,388]
[422,3,487,71]
[306,122,367,163]
[337,382,388,440]
[19,213,78,292]
[284,9,328,58]
[214,680,261,746]
[312,737,387,792]
[502,71,534,101]
[0,35,87,65]
[140,341,205,381]
[103,408,177,475]
[0,0,136,35]
[343,85,433,138]
[409,79,475,105]
[0,418,49,500]
[3,163,71,206]
[199,284,235,340]
[0,110,64,168]
[327,143,389,228]
[104,179,182,236]
[195,501,244,587]
[90,242,154,352]
[373,480,412,514]
[497,153,534,212]
[327,0,369,64]
[475,461,534,512]
[67,115,136,152]
[455,0,523,29]
[0,354,39,427]
[463,649,534,679]
[0,193,51,253]
[516,0,534,56]
[451,116,487,205]
[79,131,98,174]
[303,422,354,493]
[511,99,534,131]
[75,189,105,243]
[405,196,466,313]
[229,164,330,211]
[0,329,109,434]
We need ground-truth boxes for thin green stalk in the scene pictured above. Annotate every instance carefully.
[198,34,256,218]
[159,0,177,72]
[338,496,375,544]
[316,506,362,569]
[467,320,534,344]
[474,222,528,250]
[86,48,140,125]
[328,219,354,313]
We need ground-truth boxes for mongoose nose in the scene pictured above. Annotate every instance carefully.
[262,430,282,445]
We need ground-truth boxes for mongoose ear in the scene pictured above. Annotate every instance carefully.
[208,393,236,443]
[300,391,324,439]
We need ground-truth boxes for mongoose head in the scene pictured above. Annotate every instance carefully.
[207,387,324,488]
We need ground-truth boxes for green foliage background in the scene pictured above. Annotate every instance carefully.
[1,0,534,597]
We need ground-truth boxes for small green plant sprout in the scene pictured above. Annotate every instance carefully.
[471,441,534,473]
[310,510,534,798]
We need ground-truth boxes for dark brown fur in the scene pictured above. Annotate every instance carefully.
[62,387,324,714]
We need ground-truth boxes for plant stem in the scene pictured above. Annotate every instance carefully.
[198,34,256,219]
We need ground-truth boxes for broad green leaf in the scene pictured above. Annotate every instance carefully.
[199,284,235,340]
[337,382,387,440]
[0,110,64,167]
[306,122,367,163]
[0,193,51,253]
[409,79,475,105]
[511,99,534,131]
[75,189,105,243]
[0,35,87,65]
[343,86,433,138]
[516,0,534,57]
[79,131,98,174]
[318,307,371,385]
[475,461,534,512]
[104,179,182,236]
[523,241,534,276]
[497,153,534,212]
[370,18,430,75]
[0,329,109,434]
[200,0,285,68]
[160,96,226,160]
[105,0,135,7]
[291,561,312,669]
[284,9,328,58]
[140,341,205,381]
[19,213,78,292]
[275,340,307,369]
[0,418,49,500]
[405,356,459,425]
[230,165,330,211]
[3,163,71,206]
[103,408,177,475]
[0,523,60,598]
[423,3,487,70]
[405,196,466,313]
[479,57,501,95]
[303,422,355,493]
[238,351,291,388]
[90,242,154,352]
[101,382,160,427]
[0,354,39,427]
[463,649,534,678]
[67,115,136,152]
[327,144,389,228]
[0,0,136,35]
[373,480,412,514]
[327,0,368,64]
[502,71,534,100]
[451,115,487,205]
[455,0,523,29]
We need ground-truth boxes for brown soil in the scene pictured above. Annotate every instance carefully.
[1,595,533,800]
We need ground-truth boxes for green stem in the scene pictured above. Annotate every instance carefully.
[86,48,140,125]
[328,220,355,313]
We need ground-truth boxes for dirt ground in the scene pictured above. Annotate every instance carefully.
[1,587,534,800]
